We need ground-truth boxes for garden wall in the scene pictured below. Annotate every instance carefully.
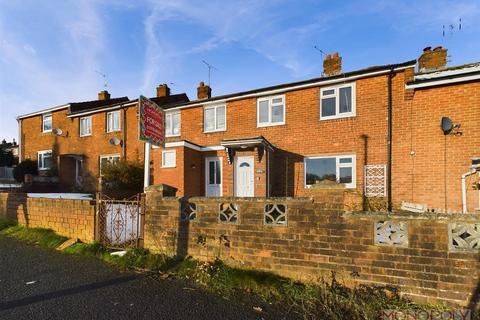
[0,192,95,242]
[143,187,480,307]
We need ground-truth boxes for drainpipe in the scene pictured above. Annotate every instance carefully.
[122,108,127,159]
[461,168,477,213]
[387,68,394,212]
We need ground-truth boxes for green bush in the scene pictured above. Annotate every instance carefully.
[101,160,143,198]
[13,159,38,182]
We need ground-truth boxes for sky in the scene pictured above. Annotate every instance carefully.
[1,0,479,141]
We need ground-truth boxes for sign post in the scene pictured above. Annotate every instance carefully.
[138,95,164,189]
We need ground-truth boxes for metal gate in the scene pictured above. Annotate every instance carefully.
[95,193,145,249]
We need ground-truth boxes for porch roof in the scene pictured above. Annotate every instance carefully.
[60,154,85,160]
[220,136,274,151]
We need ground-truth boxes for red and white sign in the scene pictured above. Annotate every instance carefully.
[138,95,164,147]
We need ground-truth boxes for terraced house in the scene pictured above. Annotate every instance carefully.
[151,47,480,213]
[17,86,189,192]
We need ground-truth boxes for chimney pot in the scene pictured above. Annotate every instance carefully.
[423,46,432,52]
[197,81,211,100]
[98,90,110,101]
[433,46,442,51]
[323,52,342,76]
[156,84,170,97]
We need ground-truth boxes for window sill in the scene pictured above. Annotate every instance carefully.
[203,129,226,134]
[320,114,356,121]
[42,130,52,134]
[161,166,176,169]
[38,168,51,171]
[106,130,121,133]
[79,134,92,138]
[257,122,285,128]
[165,134,181,138]
[304,184,356,189]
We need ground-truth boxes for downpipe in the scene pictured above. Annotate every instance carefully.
[461,168,477,213]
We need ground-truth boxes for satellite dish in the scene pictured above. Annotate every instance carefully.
[440,117,453,135]
[109,137,121,146]
[52,128,63,136]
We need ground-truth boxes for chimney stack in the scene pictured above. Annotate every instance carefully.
[98,90,110,101]
[156,84,171,97]
[197,81,211,100]
[323,52,342,76]
[418,46,447,72]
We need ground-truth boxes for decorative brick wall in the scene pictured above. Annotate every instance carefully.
[0,193,95,242]
[144,188,480,306]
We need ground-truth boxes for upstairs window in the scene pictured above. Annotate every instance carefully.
[204,105,226,133]
[257,95,285,127]
[304,155,356,188]
[165,112,181,137]
[80,116,92,137]
[38,150,53,170]
[42,113,52,132]
[106,111,120,132]
[320,83,355,120]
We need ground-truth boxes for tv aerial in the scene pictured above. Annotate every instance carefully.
[314,45,325,59]
[442,18,462,37]
[95,70,108,89]
[202,60,219,86]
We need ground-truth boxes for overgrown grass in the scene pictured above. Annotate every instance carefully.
[1,221,476,319]
[0,220,67,248]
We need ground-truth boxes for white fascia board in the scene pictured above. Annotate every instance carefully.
[414,64,480,81]
[153,141,224,152]
[67,103,130,118]
[165,65,414,112]
[17,104,70,120]
[406,73,480,89]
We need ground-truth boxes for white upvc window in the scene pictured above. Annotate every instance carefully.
[257,95,285,127]
[99,154,120,175]
[80,116,92,137]
[106,111,121,132]
[42,113,52,132]
[304,154,356,189]
[165,112,181,137]
[204,105,226,133]
[161,150,176,168]
[38,150,53,170]
[320,83,356,120]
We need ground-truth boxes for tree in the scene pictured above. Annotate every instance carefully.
[101,160,144,198]
[13,159,38,182]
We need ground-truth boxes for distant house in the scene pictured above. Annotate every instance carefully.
[17,86,189,192]
[0,139,18,181]
[150,47,480,213]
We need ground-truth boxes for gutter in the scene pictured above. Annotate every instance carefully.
[405,72,480,89]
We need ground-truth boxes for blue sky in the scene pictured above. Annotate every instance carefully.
[1,0,479,141]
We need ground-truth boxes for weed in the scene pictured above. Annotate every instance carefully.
[0,223,68,249]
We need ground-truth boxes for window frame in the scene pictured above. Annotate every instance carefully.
[303,154,356,189]
[161,150,176,168]
[106,110,121,133]
[42,113,52,133]
[99,154,120,175]
[37,150,53,171]
[320,83,356,120]
[165,111,181,137]
[256,94,286,127]
[79,116,92,137]
[203,104,227,133]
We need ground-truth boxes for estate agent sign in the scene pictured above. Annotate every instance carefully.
[138,95,164,147]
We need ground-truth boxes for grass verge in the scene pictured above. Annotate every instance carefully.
[1,221,476,319]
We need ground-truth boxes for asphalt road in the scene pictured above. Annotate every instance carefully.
[0,235,291,320]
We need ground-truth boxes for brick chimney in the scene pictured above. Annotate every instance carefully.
[156,84,170,97]
[98,90,110,101]
[418,46,447,72]
[323,52,342,76]
[197,81,211,100]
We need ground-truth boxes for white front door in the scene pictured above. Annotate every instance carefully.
[205,157,222,197]
[235,156,254,197]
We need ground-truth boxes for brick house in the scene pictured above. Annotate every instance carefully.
[17,86,188,192]
[151,47,480,213]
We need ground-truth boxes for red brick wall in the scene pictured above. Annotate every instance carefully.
[0,193,95,242]
[154,72,406,198]
[392,81,480,212]
[144,191,480,306]
[20,106,144,191]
